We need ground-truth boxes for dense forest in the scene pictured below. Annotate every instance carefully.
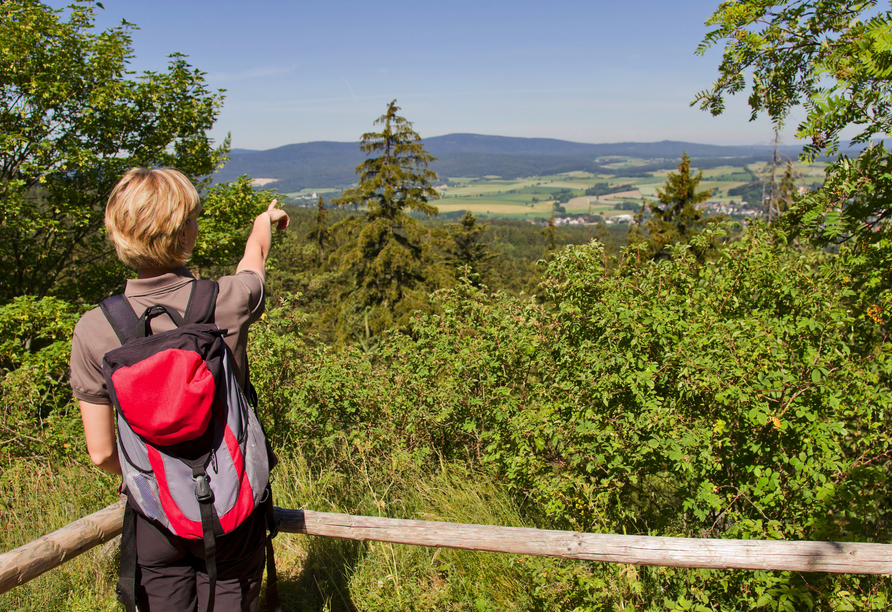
[3,1,892,611]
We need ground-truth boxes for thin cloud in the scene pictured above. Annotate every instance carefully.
[342,76,358,99]
[227,85,619,111]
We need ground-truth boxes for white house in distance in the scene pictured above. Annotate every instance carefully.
[606,214,636,224]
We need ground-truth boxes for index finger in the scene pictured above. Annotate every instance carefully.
[267,199,279,211]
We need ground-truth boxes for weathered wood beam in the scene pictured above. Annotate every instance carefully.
[277,509,892,575]
[3,502,891,596]
[0,500,125,594]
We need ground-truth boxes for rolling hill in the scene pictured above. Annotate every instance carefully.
[213,134,806,193]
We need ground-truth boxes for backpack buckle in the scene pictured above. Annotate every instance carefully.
[193,474,214,503]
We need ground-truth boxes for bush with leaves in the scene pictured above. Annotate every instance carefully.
[0,296,83,460]
[191,176,282,278]
[251,223,892,609]
[695,0,892,334]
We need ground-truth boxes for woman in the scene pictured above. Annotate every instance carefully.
[69,167,288,611]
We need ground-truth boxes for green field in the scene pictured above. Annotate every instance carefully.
[282,158,827,219]
[431,158,826,219]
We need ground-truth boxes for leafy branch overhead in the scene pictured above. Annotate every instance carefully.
[694,0,892,158]
[0,0,227,302]
[695,0,892,309]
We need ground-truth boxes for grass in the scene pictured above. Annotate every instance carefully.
[1,449,584,612]
[5,434,876,611]
[269,450,550,612]
[0,461,121,611]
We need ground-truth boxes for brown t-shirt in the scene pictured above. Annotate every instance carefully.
[69,268,265,405]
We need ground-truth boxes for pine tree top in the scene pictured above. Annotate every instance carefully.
[334,100,439,219]
[651,152,712,223]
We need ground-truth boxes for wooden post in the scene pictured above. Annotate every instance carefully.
[277,509,892,575]
[0,500,125,594]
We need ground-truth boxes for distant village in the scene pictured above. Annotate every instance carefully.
[526,198,775,228]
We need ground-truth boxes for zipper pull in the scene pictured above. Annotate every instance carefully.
[211,448,218,474]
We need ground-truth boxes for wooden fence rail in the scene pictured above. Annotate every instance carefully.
[2,501,891,595]
[0,500,126,595]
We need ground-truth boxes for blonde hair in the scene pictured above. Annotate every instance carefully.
[105,168,201,269]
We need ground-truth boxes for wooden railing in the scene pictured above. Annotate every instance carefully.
[2,501,891,594]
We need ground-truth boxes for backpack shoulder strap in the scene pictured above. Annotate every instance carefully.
[184,279,219,325]
[99,294,141,345]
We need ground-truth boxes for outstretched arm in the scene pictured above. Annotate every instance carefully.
[236,200,290,282]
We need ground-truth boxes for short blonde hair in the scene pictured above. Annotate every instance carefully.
[105,168,201,269]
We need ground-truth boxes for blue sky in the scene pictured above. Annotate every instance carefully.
[61,0,806,151]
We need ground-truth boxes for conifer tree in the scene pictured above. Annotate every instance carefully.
[773,160,799,220]
[306,195,330,260]
[542,215,558,253]
[331,100,440,338]
[644,152,713,260]
[446,210,494,285]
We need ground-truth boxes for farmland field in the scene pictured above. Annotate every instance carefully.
[428,157,827,220]
[283,157,826,220]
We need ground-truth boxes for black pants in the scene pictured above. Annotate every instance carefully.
[134,507,266,612]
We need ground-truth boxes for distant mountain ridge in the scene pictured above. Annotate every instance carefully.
[216,134,804,192]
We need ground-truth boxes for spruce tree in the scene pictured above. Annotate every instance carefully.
[541,215,558,253]
[644,152,713,260]
[446,210,494,286]
[331,100,440,339]
[773,160,798,220]
[306,195,330,260]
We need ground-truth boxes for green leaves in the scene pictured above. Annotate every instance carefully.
[0,295,81,460]
[191,176,278,276]
[0,0,227,303]
[247,223,892,606]
[695,0,883,146]
[695,0,892,320]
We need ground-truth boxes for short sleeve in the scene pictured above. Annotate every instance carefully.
[214,270,266,389]
[223,270,265,322]
[69,308,118,404]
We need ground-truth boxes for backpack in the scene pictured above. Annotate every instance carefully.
[99,279,280,612]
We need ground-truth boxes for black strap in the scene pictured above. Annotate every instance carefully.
[185,279,218,324]
[192,462,218,612]
[99,295,140,345]
[116,501,138,612]
[264,486,282,612]
[137,305,186,337]
[99,280,219,342]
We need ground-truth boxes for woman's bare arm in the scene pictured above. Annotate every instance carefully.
[236,200,290,281]
[79,401,122,475]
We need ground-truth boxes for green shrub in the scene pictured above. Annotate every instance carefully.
[0,296,83,461]
[248,224,892,609]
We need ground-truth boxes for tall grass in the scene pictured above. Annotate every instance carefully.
[268,448,563,612]
[2,450,597,612]
[0,460,120,611]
